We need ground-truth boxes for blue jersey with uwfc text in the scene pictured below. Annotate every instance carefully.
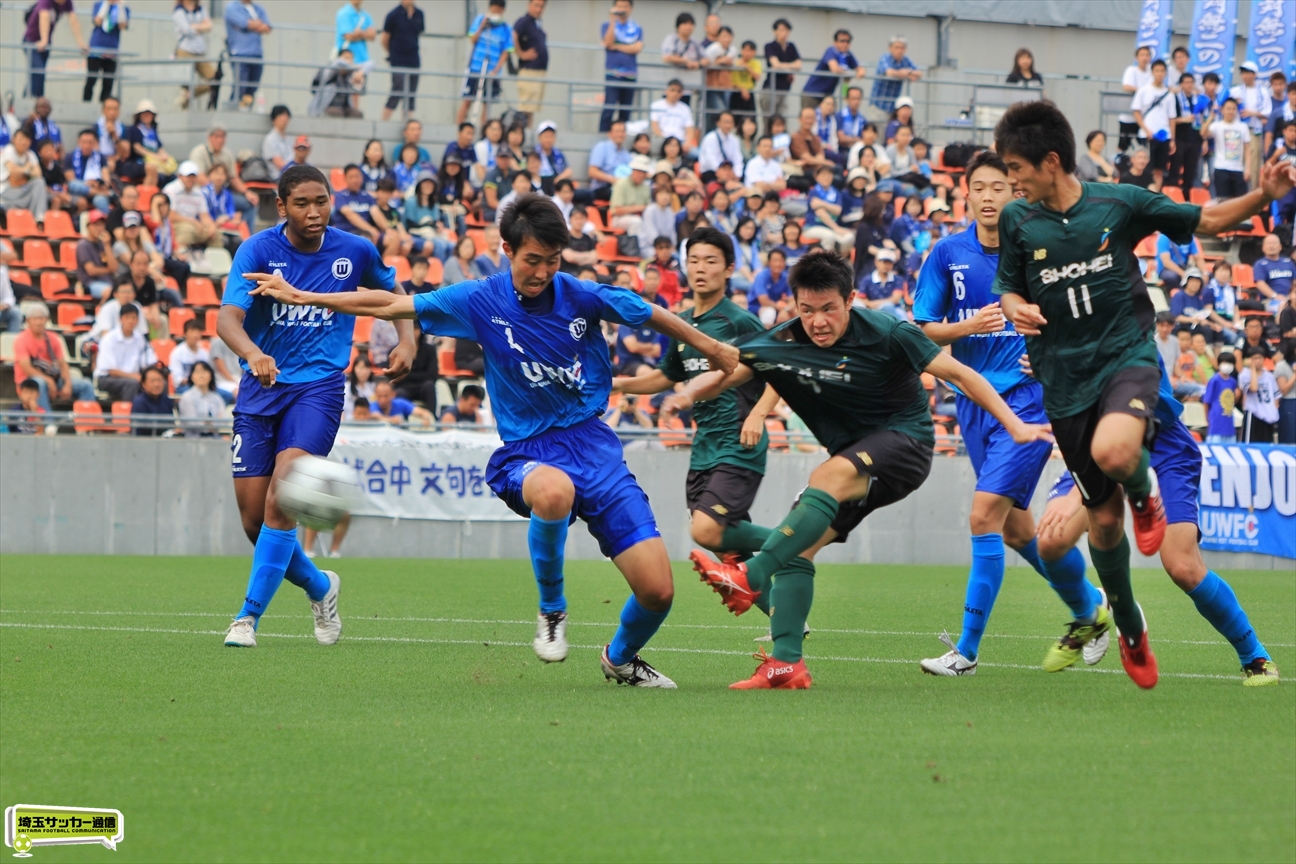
[413,271,653,442]
[221,225,396,387]
[912,227,1032,395]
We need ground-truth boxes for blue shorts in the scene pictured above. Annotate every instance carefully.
[486,416,661,559]
[230,371,345,478]
[956,380,1053,510]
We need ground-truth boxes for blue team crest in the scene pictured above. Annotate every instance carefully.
[332,258,353,280]
[568,317,587,340]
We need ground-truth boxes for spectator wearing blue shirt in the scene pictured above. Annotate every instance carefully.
[373,379,432,426]
[1264,80,1296,154]
[1156,231,1202,290]
[458,0,514,127]
[381,0,424,121]
[202,163,238,224]
[1202,351,1240,443]
[749,247,790,327]
[443,122,478,173]
[871,35,920,116]
[1168,269,1217,341]
[331,164,380,240]
[729,216,761,298]
[85,0,129,103]
[224,0,271,110]
[837,86,867,151]
[615,319,661,375]
[859,247,905,319]
[803,29,864,109]
[599,0,644,132]
[1254,233,1295,304]
[334,1,376,114]
[801,164,854,253]
[587,120,631,201]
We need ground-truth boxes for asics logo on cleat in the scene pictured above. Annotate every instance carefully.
[769,665,794,678]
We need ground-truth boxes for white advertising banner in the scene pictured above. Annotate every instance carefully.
[328,425,525,522]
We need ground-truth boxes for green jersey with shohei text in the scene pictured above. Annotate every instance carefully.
[662,296,769,474]
[992,182,1201,417]
[737,307,941,454]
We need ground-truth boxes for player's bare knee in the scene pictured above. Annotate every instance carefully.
[1160,546,1206,591]
[808,457,859,501]
[690,516,725,550]
[524,467,575,520]
[636,581,674,611]
[1036,536,1068,562]
[1091,437,1140,478]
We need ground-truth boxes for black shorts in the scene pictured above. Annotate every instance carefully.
[1050,364,1160,509]
[815,430,933,544]
[686,464,763,526]
[1147,138,1172,173]
[461,74,502,102]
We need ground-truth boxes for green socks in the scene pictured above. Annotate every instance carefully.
[1088,534,1143,639]
[744,488,840,595]
[1118,447,1152,506]
[720,522,773,556]
[770,557,815,662]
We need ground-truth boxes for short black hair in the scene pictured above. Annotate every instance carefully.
[499,193,570,253]
[788,249,853,300]
[773,17,791,30]
[461,384,486,401]
[410,255,429,268]
[1203,72,1221,84]
[741,39,756,50]
[513,169,533,183]
[183,318,202,333]
[1151,58,1167,70]
[667,78,684,90]
[278,164,331,201]
[343,163,362,174]
[1217,350,1236,364]
[489,0,505,7]
[1180,72,1196,83]
[18,378,38,392]
[554,178,573,192]
[1155,311,1174,324]
[833,29,851,42]
[458,122,475,133]
[687,225,734,268]
[78,127,96,139]
[675,12,693,27]
[1242,343,1269,359]
[142,365,166,383]
[757,134,773,146]
[271,104,291,121]
[965,149,1008,184]
[119,302,141,318]
[767,248,787,262]
[354,396,370,410]
[995,100,1076,174]
[1172,46,1189,58]
[1222,96,1239,107]
[376,177,397,192]
[653,235,674,248]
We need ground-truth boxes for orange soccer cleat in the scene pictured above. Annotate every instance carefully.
[730,647,813,690]
[1117,603,1158,689]
[1129,469,1167,556]
[689,549,759,615]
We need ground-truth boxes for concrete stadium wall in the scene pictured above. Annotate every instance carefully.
[1,436,1288,573]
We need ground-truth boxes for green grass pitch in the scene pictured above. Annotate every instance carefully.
[1,554,1292,863]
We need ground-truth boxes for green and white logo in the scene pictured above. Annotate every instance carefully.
[4,805,123,856]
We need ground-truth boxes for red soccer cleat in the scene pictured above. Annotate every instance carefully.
[1117,603,1158,689]
[730,647,813,690]
[689,549,759,615]
[1129,468,1167,556]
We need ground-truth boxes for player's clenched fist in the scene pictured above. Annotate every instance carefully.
[1006,302,1047,336]
[245,349,279,387]
[705,341,741,376]
[969,302,1006,334]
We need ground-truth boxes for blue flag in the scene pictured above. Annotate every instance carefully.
[1189,0,1239,93]
[1245,0,1296,80]
[1137,0,1176,59]
[1198,443,1296,559]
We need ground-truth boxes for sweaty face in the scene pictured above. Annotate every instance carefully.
[505,238,563,297]
[967,166,1013,231]
[279,180,331,242]
[1000,152,1050,205]
[796,289,853,347]
[686,242,733,295]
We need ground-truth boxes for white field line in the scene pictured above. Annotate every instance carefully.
[1,609,1291,649]
[0,620,1259,682]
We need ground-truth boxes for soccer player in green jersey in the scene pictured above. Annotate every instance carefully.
[685,251,1054,689]
[613,227,781,583]
[991,100,1296,688]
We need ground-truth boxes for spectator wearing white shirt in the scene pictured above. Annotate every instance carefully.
[1231,61,1272,188]
[0,128,48,224]
[1131,58,1177,188]
[94,302,157,402]
[168,318,210,392]
[261,104,292,179]
[1240,344,1281,442]
[1119,45,1153,152]
[697,111,744,180]
[163,161,220,254]
[702,25,739,129]
[208,335,240,398]
[89,278,136,342]
[178,360,226,436]
[846,122,890,174]
[650,80,697,152]
[743,134,785,193]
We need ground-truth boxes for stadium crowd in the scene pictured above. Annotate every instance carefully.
[2,0,1295,445]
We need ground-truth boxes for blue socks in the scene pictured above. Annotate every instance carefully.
[528,514,569,614]
[607,595,669,666]
[1188,571,1268,665]
[284,539,331,602]
[1040,547,1101,623]
[237,525,297,623]
[1015,537,1046,578]
[956,533,1005,661]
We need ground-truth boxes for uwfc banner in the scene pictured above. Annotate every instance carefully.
[1188,0,1239,93]
[328,425,524,522]
[1198,443,1296,559]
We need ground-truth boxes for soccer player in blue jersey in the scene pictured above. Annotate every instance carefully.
[245,194,741,687]
[217,165,417,649]
[911,151,1089,676]
[1034,359,1279,686]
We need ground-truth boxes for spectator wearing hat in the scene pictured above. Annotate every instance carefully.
[884,96,915,145]
[804,28,864,110]
[285,136,313,171]
[1169,267,1216,341]
[125,99,174,187]
[189,124,258,228]
[164,161,221,255]
[511,0,548,127]
[96,301,157,403]
[76,210,117,299]
[859,246,905,319]
[480,147,517,223]
[871,35,921,118]
[0,128,49,225]
[1156,228,1202,291]
[14,301,96,410]
[22,0,88,99]
[225,0,272,111]
[1231,61,1272,186]
[261,105,293,178]
[609,154,653,235]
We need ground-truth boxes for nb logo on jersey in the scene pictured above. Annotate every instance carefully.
[569,318,587,340]
[711,504,729,515]
[856,451,873,466]
[332,258,353,280]
[1128,398,1146,411]
[1033,248,1047,261]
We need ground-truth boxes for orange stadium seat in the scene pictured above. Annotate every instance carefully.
[169,307,196,333]
[438,347,475,378]
[353,316,374,344]
[1232,263,1254,288]
[330,168,346,191]
[57,302,89,331]
[110,401,132,434]
[6,210,40,238]
[1189,187,1210,206]
[58,240,79,270]
[425,257,444,286]
[1162,186,1185,203]
[203,308,219,336]
[152,338,175,367]
[20,239,56,269]
[72,400,109,434]
[186,277,220,307]
[42,210,79,239]
[385,256,412,282]
[41,271,71,299]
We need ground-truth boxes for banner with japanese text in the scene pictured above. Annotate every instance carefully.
[1189,0,1239,93]
[1245,0,1296,80]
[1197,443,1296,559]
[1137,0,1176,59]
[329,425,525,522]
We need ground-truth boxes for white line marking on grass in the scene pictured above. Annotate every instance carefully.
[2,610,1291,649]
[0,622,1254,682]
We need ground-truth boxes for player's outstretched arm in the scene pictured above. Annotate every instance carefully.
[1197,161,1296,234]
[918,302,1006,345]
[612,370,673,395]
[666,366,755,416]
[646,305,740,375]
[925,351,1053,444]
[246,272,418,320]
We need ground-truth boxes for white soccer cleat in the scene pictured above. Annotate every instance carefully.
[920,630,977,676]
[754,622,812,642]
[533,610,569,663]
[224,615,257,648]
[600,645,677,688]
[310,571,342,645]
[1083,588,1112,666]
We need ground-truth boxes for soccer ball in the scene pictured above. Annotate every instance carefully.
[12,833,32,854]
[275,456,363,530]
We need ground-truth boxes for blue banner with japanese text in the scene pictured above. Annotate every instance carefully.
[1137,0,1176,59]
[1197,443,1296,559]
[329,425,525,522]
[1189,0,1239,93]
[1245,0,1296,80]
